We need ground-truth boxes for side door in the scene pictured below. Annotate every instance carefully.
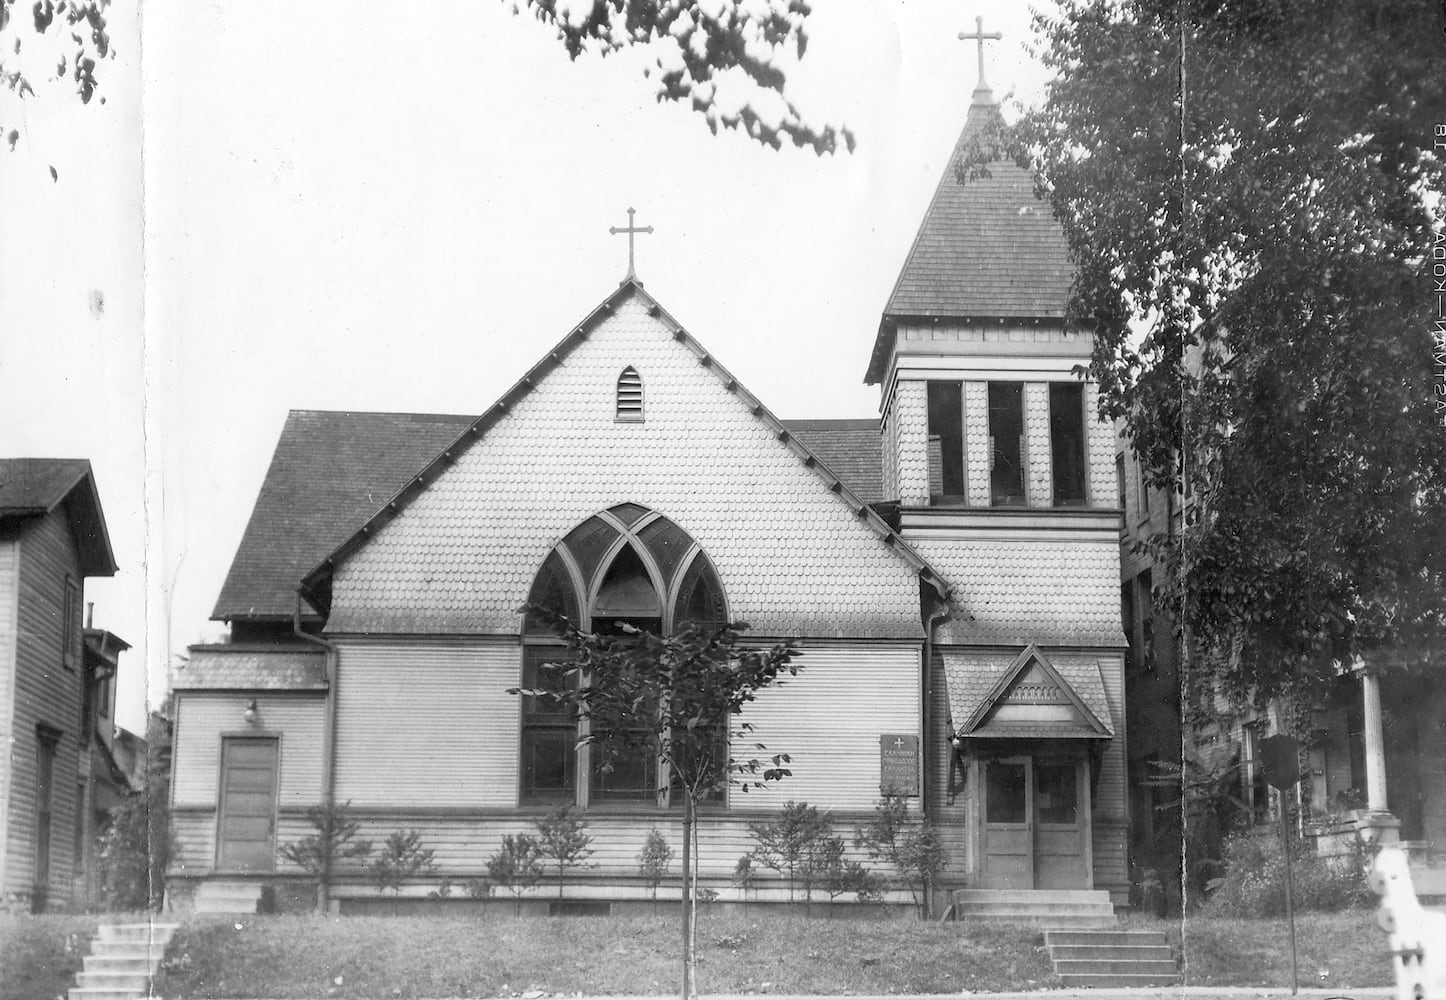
[216,737,278,872]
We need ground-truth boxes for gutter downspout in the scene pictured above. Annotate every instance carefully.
[921,581,951,918]
[295,592,339,914]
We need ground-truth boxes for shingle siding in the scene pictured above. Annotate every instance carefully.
[328,296,929,640]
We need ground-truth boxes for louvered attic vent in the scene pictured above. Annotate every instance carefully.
[616,367,644,422]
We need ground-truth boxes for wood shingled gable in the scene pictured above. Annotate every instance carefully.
[298,280,950,611]
[864,99,1075,385]
[958,644,1111,738]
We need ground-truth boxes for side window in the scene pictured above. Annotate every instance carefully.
[1049,382,1087,506]
[519,647,577,804]
[616,367,644,422]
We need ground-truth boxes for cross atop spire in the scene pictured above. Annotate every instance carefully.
[609,207,654,282]
[958,15,1002,105]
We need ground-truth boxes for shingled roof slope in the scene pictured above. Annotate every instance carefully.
[0,458,117,575]
[212,410,474,620]
[865,98,1074,384]
[0,458,91,513]
[215,410,891,623]
[782,419,882,503]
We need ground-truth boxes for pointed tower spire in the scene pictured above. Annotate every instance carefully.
[958,15,1002,107]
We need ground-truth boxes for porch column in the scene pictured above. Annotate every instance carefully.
[1359,667,1389,813]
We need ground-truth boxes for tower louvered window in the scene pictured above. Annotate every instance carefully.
[616,367,644,422]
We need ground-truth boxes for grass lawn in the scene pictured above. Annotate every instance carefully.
[1125,909,1392,990]
[155,912,1057,999]
[0,912,105,1000]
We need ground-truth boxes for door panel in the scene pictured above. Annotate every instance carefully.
[1034,757,1088,889]
[981,758,1033,889]
[217,738,278,872]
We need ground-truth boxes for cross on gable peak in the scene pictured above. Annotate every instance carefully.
[609,207,654,283]
[957,14,1003,105]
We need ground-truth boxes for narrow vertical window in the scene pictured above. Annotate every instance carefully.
[34,726,61,910]
[616,367,644,422]
[62,577,80,669]
[1115,454,1127,511]
[520,647,577,803]
[1049,382,1086,506]
[988,382,1025,505]
[926,381,965,503]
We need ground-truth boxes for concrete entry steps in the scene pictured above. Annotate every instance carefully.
[951,889,1117,928]
[69,922,179,1000]
[1043,928,1181,988]
[193,879,263,913]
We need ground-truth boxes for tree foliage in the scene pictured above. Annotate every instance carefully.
[278,799,374,914]
[511,0,851,154]
[97,714,173,912]
[990,0,1446,699]
[0,0,112,150]
[512,605,800,999]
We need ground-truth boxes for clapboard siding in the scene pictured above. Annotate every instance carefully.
[0,530,17,900]
[172,694,325,807]
[320,810,890,883]
[333,640,520,807]
[6,512,83,904]
[739,643,920,811]
[171,812,216,872]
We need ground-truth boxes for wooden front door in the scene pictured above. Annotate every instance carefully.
[981,757,1033,888]
[217,737,278,872]
[981,755,1089,889]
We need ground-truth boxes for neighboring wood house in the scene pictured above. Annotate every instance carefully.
[171,78,1129,915]
[0,458,121,912]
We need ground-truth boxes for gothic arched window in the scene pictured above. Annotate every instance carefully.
[520,504,728,806]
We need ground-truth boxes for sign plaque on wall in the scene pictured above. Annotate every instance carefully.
[880,734,920,797]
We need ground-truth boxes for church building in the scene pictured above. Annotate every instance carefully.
[168,61,1128,917]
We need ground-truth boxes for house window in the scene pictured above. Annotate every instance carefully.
[988,382,1025,505]
[1115,454,1127,511]
[62,577,80,670]
[1139,464,1151,516]
[520,504,730,809]
[1243,721,1271,824]
[926,381,965,502]
[1049,382,1086,506]
[616,367,644,422]
[1120,581,1135,672]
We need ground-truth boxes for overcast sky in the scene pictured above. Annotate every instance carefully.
[0,1,1054,733]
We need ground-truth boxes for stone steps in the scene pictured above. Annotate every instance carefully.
[193,879,263,913]
[951,888,1117,927]
[1044,927,1180,987]
[69,922,179,1000]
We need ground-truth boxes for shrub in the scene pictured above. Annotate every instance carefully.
[1204,831,1373,916]
[369,830,437,894]
[98,716,174,911]
[278,799,373,913]
[748,800,833,906]
[637,828,674,908]
[854,794,949,917]
[487,834,543,914]
[535,803,594,900]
